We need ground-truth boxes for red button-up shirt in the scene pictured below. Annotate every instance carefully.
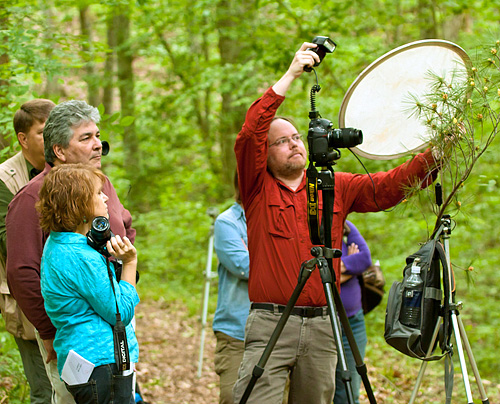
[235,87,437,307]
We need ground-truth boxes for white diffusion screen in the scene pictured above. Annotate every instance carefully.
[339,40,470,160]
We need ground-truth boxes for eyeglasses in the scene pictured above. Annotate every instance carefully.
[269,134,303,147]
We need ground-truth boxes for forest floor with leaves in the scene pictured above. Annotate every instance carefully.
[135,299,219,403]
[135,299,500,404]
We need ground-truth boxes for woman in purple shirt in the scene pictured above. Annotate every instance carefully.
[334,220,372,404]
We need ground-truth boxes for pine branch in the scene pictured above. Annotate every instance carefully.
[407,40,500,237]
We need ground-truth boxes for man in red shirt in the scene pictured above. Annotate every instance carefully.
[232,42,439,403]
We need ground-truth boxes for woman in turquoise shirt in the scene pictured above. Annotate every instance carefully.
[38,164,139,404]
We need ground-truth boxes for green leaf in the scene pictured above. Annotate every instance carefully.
[10,85,29,96]
[120,116,136,127]
[107,112,121,123]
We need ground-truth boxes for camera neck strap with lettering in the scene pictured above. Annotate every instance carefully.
[306,163,322,245]
[105,257,130,372]
[306,163,336,247]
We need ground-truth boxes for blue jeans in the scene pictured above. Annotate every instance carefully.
[65,363,134,404]
[334,309,367,404]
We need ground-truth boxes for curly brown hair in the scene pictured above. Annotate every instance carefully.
[36,164,106,233]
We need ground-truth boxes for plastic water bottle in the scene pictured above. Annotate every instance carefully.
[400,258,424,328]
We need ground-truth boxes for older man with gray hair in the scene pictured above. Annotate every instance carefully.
[0,99,55,404]
[6,100,135,403]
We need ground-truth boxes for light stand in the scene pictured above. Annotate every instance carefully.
[197,208,219,378]
[408,210,489,403]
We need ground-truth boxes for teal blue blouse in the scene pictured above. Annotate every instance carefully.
[41,232,139,376]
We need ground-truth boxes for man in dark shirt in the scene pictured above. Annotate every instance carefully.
[0,99,55,404]
[6,100,135,404]
[232,42,439,403]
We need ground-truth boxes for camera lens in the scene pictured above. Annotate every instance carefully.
[87,216,113,256]
[91,216,111,244]
[329,128,363,149]
[92,216,109,232]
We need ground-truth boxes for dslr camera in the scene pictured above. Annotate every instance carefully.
[87,216,113,257]
[305,36,363,166]
[86,216,139,283]
[308,118,363,166]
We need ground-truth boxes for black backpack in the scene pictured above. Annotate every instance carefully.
[384,239,453,360]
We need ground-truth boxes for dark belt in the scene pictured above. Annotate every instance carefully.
[251,303,327,318]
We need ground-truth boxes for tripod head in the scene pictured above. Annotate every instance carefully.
[300,247,341,273]
[432,213,453,241]
[311,246,342,259]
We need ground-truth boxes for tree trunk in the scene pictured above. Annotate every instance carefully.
[0,5,10,148]
[79,4,100,107]
[42,6,64,98]
[103,14,118,114]
[417,0,438,38]
[115,9,139,206]
[443,12,470,41]
[392,0,402,44]
[216,0,256,187]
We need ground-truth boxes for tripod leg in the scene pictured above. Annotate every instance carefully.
[334,311,367,404]
[317,259,355,404]
[456,315,490,403]
[408,319,441,404]
[451,311,474,404]
[437,218,489,403]
[330,274,377,404]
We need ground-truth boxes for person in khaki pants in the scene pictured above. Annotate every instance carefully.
[0,99,54,403]
[212,172,250,404]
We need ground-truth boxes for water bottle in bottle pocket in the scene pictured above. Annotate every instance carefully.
[400,258,424,328]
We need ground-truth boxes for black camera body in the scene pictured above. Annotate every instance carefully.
[86,216,138,283]
[305,36,363,165]
[87,216,114,257]
[308,118,363,166]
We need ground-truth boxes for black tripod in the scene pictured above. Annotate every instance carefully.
[409,214,489,404]
[239,166,377,404]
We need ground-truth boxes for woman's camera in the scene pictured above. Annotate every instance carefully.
[86,216,113,257]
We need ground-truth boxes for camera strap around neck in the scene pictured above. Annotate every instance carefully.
[105,257,131,372]
[306,162,322,245]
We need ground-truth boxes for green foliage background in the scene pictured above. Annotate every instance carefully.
[1,0,500,401]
